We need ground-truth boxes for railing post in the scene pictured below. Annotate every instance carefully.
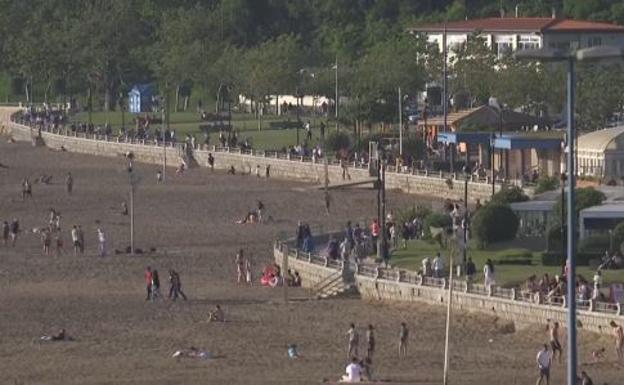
[340,260,345,272]
[397,270,403,283]
[464,281,470,293]
[618,302,622,316]
[417,274,423,286]
[589,300,594,312]
[487,285,493,297]
[375,266,381,279]
[307,252,312,263]
[355,263,360,275]
[323,256,328,266]
[562,296,567,308]
[441,278,447,289]
[511,288,517,300]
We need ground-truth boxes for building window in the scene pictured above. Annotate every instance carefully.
[588,36,602,47]
[548,41,570,50]
[495,42,513,58]
[518,36,540,50]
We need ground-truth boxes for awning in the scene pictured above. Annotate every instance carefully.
[437,132,493,145]
[493,136,562,150]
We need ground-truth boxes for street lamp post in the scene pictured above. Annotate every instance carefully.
[161,95,166,183]
[515,45,624,385]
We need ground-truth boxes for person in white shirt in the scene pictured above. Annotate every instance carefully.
[346,323,359,358]
[483,259,496,288]
[97,228,106,257]
[536,344,552,385]
[432,252,444,278]
[71,225,80,255]
[341,357,362,382]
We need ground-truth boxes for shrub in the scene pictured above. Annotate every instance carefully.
[325,131,351,152]
[423,212,452,239]
[541,251,563,266]
[546,225,566,253]
[491,185,529,205]
[579,234,610,254]
[553,187,606,224]
[395,204,431,226]
[472,204,519,248]
[612,222,624,250]
[534,176,560,194]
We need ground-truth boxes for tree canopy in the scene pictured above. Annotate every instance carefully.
[0,0,623,128]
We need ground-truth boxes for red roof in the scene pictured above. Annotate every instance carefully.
[548,19,624,33]
[412,17,624,34]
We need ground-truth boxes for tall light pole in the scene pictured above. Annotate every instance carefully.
[127,158,139,254]
[516,45,624,385]
[398,87,403,156]
[335,55,339,132]
[161,94,166,183]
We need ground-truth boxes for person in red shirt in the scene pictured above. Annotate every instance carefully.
[371,219,380,254]
[145,266,153,301]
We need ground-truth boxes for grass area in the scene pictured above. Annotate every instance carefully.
[391,239,621,287]
[71,111,335,151]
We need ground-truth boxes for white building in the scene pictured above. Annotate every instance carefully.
[577,126,624,179]
[410,17,624,59]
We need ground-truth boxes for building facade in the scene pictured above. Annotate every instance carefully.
[411,17,624,59]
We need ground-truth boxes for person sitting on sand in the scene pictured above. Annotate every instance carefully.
[236,211,258,224]
[592,347,605,362]
[176,162,186,175]
[208,305,225,322]
[288,344,300,359]
[341,357,362,383]
[40,328,70,342]
[293,271,302,287]
[172,346,211,360]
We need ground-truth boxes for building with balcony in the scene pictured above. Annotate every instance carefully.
[410,17,624,59]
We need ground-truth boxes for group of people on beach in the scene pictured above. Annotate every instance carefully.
[534,319,623,385]
[338,322,409,383]
[144,266,187,301]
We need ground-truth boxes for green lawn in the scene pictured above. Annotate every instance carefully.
[71,111,333,151]
[390,239,621,287]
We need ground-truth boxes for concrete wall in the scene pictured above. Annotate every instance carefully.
[6,114,500,201]
[274,241,622,335]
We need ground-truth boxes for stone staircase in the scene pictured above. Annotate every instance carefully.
[311,264,358,300]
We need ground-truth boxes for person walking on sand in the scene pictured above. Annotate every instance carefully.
[145,266,153,301]
[77,225,85,254]
[2,221,9,246]
[168,270,187,301]
[71,225,80,255]
[399,322,409,358]
[366,324,375,360]
[611,321,624,360]
[41,228,51,255]
[536,344,552,385]
[156,170,163,183]
[9,218,19,247]
[65,172,73,195]
[236,249,244,284]
[97,228,106,257]
[151,269,162,301]
[548,321,562,364]
[346,323,359,358]
[245,257,253,285]
[21,178,32,200]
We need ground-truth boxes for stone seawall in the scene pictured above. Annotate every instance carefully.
[6,114,500,201]
[274,242,622,335]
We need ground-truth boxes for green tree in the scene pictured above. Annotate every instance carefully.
[553,187,607,224]
[472,203,519,247]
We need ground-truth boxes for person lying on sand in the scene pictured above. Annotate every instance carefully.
[40,328,71,342]
[172,347,211,360]
[208,305,225,322]
[592,347,606,362]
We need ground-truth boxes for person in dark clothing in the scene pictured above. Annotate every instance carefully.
[207,153,215,171]
[151,269,161,300]
[168,270,188,301]
[466,257,477,282]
